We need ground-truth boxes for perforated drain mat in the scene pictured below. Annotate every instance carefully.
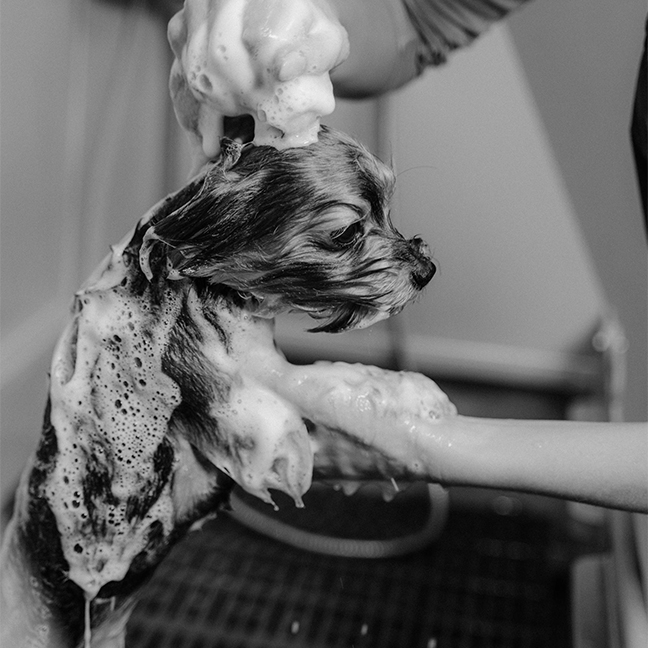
[127,492,595,648]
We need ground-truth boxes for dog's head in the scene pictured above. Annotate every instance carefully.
[140,126,435,332]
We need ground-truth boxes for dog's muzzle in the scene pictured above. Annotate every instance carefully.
[408,237,436,289]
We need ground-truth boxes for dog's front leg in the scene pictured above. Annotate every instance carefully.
[188,374,314,508]
[213,313,456,488]
[268,361,459,485]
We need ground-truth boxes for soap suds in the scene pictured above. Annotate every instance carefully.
[46,278,182,599]
[168,0,349,152]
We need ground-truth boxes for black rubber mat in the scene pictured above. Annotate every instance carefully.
[126,489,604,648]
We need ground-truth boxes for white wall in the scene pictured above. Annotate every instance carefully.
[388,24,606,360]
[0,0,175,499]
[507,0,647,421]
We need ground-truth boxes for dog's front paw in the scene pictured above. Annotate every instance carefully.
[199,378,313,508]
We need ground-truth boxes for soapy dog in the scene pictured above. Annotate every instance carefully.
[0,126,442,647]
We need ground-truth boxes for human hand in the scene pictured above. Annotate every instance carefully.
[167,0,349,158]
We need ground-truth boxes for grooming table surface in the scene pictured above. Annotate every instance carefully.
[127,487,603,648]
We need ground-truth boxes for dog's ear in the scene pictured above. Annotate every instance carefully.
[218,138,244,171]
[136,144,258,282]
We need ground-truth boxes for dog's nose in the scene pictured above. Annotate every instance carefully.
[408,237,436,289]
[411,262,436,289]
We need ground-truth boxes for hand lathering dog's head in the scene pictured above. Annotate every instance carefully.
[140,126,435,332]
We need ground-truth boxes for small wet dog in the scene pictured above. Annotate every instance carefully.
[1,125,436,647]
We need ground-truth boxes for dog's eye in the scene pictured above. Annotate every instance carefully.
[331,221,363,248]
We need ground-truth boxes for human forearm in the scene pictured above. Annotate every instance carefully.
[327,0,532,98]
[277,361,648,513]
[430,417,648,513]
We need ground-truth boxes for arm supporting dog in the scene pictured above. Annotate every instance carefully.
[225,317,648,514]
